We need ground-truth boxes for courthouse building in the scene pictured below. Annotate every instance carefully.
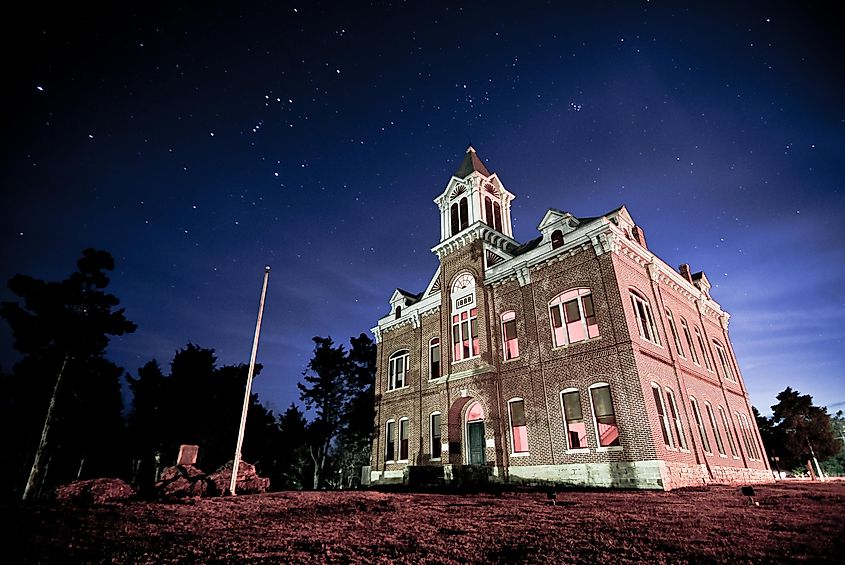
[365,146,771,490]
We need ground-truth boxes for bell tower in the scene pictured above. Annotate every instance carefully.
[434,146,516,243]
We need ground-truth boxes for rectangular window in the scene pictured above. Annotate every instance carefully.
[385,420,395,462]
[430,339,440,380]
[719,407,738,457]
[502,312,519,360]
[665,309,685,358]
[695,327,714,372]
[652,384,674,448]
[562,390,588,449]
[509,399,528,453]
[681,319,699,365]
[666,388,688,450]
[431,413,442,460]
[452,308,479,361]
[549,289,599,347]
[706,403,726,456]
[714,342,735,382]
[590,385,620,447]
[388,351,409,390]
[630,292,661,346]
[399,418,409,461]
[690,398,711,453]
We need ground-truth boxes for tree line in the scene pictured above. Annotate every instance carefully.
[0,249,374,501]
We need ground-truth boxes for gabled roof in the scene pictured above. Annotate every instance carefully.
[390,288,422,305]
[454,145,491,178]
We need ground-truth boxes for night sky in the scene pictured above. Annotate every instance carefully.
[2,2,843,416]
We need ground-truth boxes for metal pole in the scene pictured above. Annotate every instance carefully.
[230,266,270,495]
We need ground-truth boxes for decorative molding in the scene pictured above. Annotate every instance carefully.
[516,266,531,287]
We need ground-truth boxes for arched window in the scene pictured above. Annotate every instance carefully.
[388,350,409,390]
[501,311,519,360]
[561,388,587,449]
[630,290,661,346]
[664,308,685,358]
[459,197,469,231]
[493,201,502,232]
[508,398,528,454]
[451,273,478,361]
[694,327,713,371]
[395,305,401,320]
[466,401,484,421]
[713,340,735,382]
[589,383,620,448]
[429,338,441,380]
[430,412,442,460]
[680,318,699,364]
[485,196,494,228]
[549,288,599,347]
[450,203,460,236]
[551,230,564,249]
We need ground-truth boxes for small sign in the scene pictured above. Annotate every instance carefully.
[177,444,199,466]
[486,438,495,448]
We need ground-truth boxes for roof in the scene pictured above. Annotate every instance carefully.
[511,236,543,257]
[454,145,491,178]
[395,288,423,302]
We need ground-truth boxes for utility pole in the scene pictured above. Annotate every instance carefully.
[229,266,270,496]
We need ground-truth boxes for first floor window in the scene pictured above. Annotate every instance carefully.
[713,341,735,382]
[549,288,600,347]
[561,389,587,449]
[719,407,738,457]
[690,397,711,453]
[431,412,442,459]
[429,338,441,379]
[398,418,409,461]
[630,291,661,346]
[705,402,726,456]
[590,384,620,447]
[736,412,761,460]
[385,420,396,461]
[652,384,674,448]
[502,311,519,360]
[666,388,688,450]
[509,398,528,453]
[388,350,409,390]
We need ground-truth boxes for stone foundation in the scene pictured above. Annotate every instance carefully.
[660,461,775,489]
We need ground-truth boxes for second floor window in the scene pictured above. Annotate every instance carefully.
[549,288,599,347]
[681,318,700,364]
[695,327,714,372]
[665,308,685,358]
[630,291,661,346]
[388,350,409,390]
[451,273,479,361]
[713,341,735,382]
[501,311,519,360]
[429,338,441,379]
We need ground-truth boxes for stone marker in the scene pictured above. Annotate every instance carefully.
[177,444,199,466]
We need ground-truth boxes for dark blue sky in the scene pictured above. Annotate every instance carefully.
[2,2,843,416]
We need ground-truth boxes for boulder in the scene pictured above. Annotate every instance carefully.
[154,465,209,499]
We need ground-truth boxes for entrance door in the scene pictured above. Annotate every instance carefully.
[468,421,485,465]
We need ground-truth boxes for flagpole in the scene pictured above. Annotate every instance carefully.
[230,265,270,495]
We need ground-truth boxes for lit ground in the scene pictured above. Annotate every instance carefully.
[4,481,843,563]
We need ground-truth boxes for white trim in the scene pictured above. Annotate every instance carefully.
[385,419,396,463]
[387,350,410,391]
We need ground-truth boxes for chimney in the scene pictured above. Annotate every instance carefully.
[678,264,693,283]
[631,225,647,249]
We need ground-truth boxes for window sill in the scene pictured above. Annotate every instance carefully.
[397,459,408,464]
[510,452,530,458]
[565,448,590,454]
[679,448,691,453]
[597,446,623,452]
[639,337,663,348]
[384,385,410,394]
[430,457,441,462]
[732,455,741,460]
[665,446,678,451]
[551,335,603,351]
[451,355,480,365]
[502,356,520,363]
[718,454,728,458]
[386,460,395,464]
[704,452,714,457]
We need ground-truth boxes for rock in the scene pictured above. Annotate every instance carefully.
[154,465,209,499]
[208,460,270,495]
[54,478,135,505]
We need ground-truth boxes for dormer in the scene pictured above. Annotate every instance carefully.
[691,271,712,299]
[433,146,516,243]
[538,209,582,249]
[389,288,421,319]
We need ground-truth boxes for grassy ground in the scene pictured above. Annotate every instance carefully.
[3,481,844,563]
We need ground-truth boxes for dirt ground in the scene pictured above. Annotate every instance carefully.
[3,481,843,563]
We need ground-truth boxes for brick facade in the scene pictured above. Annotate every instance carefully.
[366,147,772,490]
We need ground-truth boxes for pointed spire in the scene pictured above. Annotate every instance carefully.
[454,145,491,178]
